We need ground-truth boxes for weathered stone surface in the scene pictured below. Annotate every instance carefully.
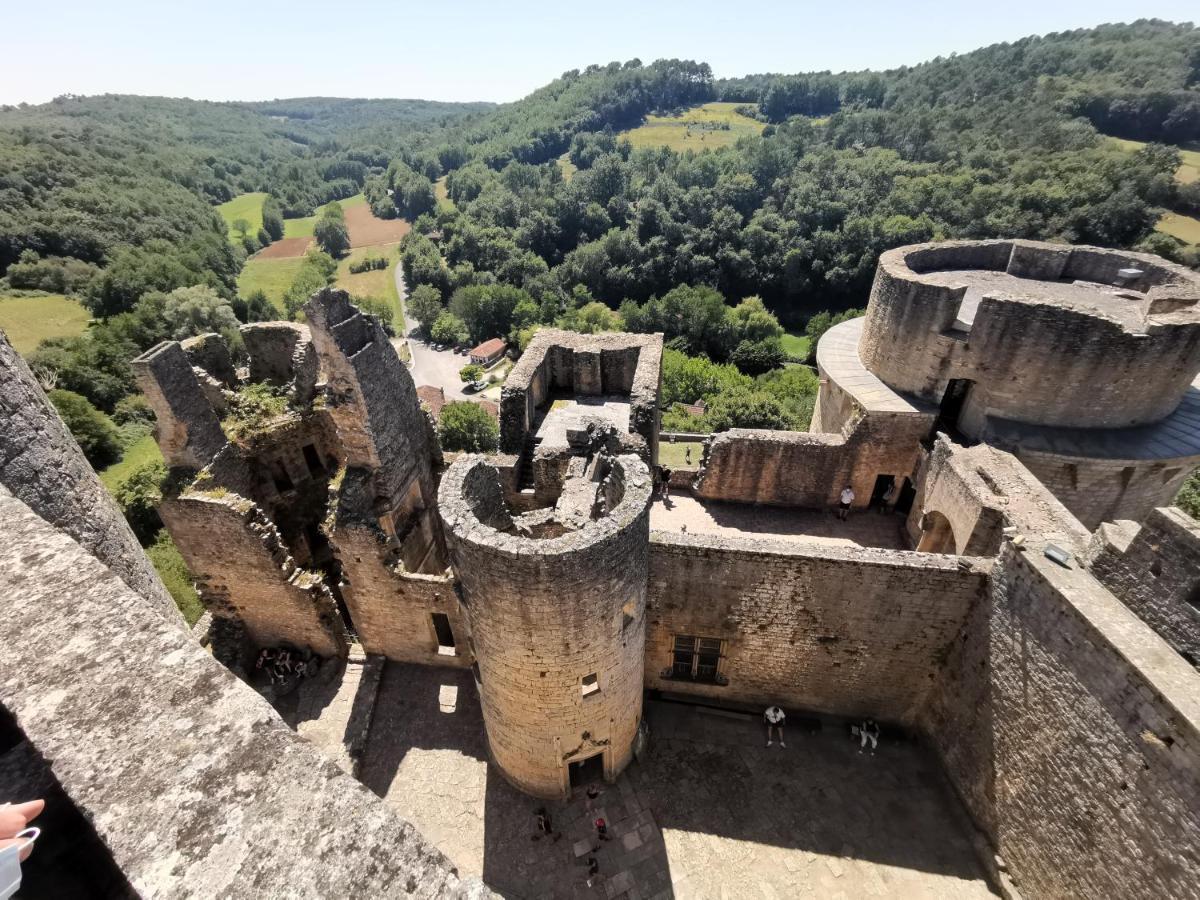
[0,485,491,899]
[0,330,179,623]
[439,454,653,798]
[1086,506,1200,668]
[132,340,227,471]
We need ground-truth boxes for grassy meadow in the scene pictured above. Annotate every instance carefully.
[622,102,765,152]
[98,433,163,492]
[1107,136,1200,184]
[781,331,811,360]
[434,176,455,211]
[283,192,367,238]
[335,245,401,319]
[0,292,91,354]
[216,192,267,242]
[237,256,307,306]
[1157,211,1200,245]
[659,440,704,469]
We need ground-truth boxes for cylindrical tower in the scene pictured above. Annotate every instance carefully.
[438,453,652,798]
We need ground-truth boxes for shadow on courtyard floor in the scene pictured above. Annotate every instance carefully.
[358,663,996,899]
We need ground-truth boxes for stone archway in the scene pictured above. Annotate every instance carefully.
[916,510,957,554]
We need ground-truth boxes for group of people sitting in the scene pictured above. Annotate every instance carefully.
[764,705,882,754]
[254,646,317,688]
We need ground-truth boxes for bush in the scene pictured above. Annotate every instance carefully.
[1176,470,1200,520]
[438,401,499,452]
[730,339,786,375]
[115,461,167,544]
[112,394,155,427]
[48,389,122,467]
[147,531,203,625]
[4,251,99,295]
[349,255,388,274]
[459,363,484,383]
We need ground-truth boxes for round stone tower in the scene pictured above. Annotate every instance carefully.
[438,452,652,798]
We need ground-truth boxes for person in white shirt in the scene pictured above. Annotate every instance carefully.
[838,485,855,520]
[764,705,786,747]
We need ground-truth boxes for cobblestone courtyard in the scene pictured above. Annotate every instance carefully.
[359,664,995,899]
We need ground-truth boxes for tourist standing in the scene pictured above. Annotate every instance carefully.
[764,705,786,747]
[839,485,855,520]
[661,467,673,499]
[879,481,896,514]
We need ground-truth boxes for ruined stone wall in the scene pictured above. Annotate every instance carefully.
[922,544,1200,898]
[695,409,930,510]
[132,340,226,471]
[1016,449,1200,531]
[0,331,179,623]
[161,492,348,658]
[1087,507,1200,667]
[0,484,488,899]
[859,240,1200,429]
[331,520,470,668]
[645,532,986,721]
[439,455,653,798]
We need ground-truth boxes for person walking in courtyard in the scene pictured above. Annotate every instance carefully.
[585,855,600,888]
[858,718,879,754]
[594,817,610,841]
[764,705,786,747]
[839,485,855,520]
[660,466,673,499]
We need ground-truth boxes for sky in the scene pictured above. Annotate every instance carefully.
[0,0,1195,107]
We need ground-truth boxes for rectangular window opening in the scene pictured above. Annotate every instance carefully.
[431,612,456,655]
[671,635,723,684]
[271,461,293,492]
[581,673,600,698]
[302,443,325,476]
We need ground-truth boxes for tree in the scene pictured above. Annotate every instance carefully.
[314,214,350,257]
[232,289,280,323]
[261,196,285,242]
[430,312,469,346]
[804,309,864,363]
[139,285,242,344]
[438,401,499,452]
[459,363,484,383]
[408,283,445,337]
[115,461,167,544]
[232,218,250,240]
[730,338,786,375]
[351,295,395,335]
[48,389,122,467]
[558,301,622,334]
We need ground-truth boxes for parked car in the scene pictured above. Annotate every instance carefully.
[466,380,487,393]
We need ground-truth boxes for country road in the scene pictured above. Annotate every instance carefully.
[391,264,475,402]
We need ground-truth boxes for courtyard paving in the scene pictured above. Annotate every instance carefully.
[649,495,911,551]
[359,664,995,899]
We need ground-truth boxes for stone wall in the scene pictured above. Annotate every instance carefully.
[132,339,226,471]
[331,517,471,668]
[923,543,1200,898]
[499,329,662,463]
[694,408,931,510]
[858,239,1200,430]
[0,484,489,899]
[0,331,179,623]
[645,532,986,721]
[439,454,653,798]
[1087,507,1200,667]
[161,491,349,658]
[1016,448,1200,531]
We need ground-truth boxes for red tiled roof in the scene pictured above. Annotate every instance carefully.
[470,338,506,358]
[417,385,447,420]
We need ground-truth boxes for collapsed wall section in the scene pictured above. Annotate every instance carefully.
[0,331,179,623]
[646,532,987,721]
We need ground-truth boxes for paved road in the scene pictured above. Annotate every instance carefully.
[392,264,475,402]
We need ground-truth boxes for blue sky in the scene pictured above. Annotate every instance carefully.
[0,1,1194,106]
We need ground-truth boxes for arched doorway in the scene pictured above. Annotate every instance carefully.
[916,510,956,554]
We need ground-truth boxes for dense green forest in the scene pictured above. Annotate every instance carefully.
[1,22,1199,496]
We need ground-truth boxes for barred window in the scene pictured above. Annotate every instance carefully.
[671,635,723,683]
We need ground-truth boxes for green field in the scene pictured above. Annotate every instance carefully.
[0,292,91,354]
[659,440,703,469]
[1158,211,1200,245]
[237,256,308,306]
[216,192,268,243]
[781,331,811,359]
[98,433,163,491]
[148,532,204,626]
[1107,136,1200,184]
[558,155,578,180]
[335,245,401,318]
[283,192,367,238]
[622,102,765,152]
[434,176,455,211]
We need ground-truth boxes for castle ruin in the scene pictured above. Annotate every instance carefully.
[2,240,1199,897]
